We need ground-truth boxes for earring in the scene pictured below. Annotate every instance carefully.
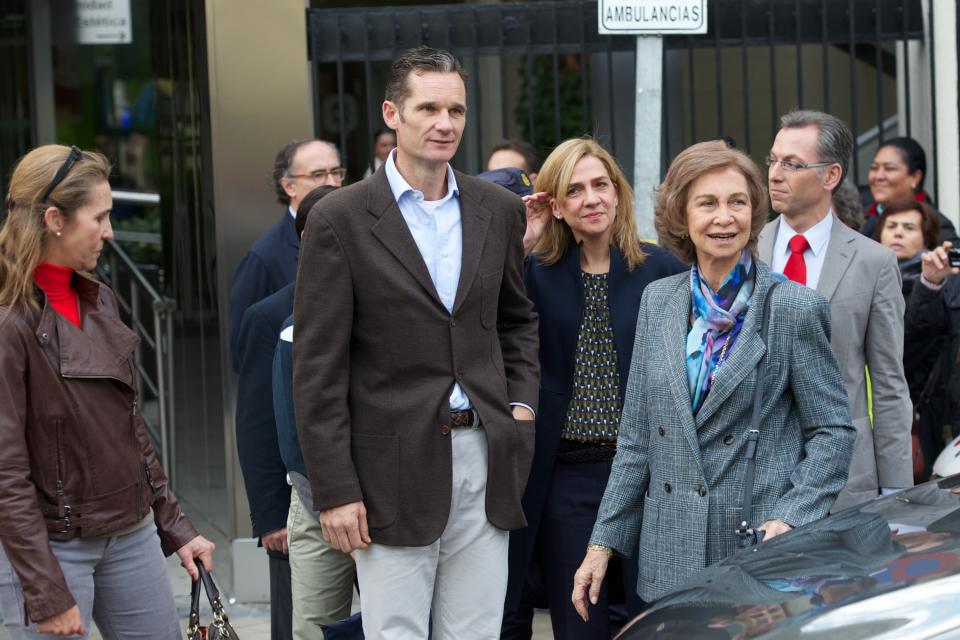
[55,231,62,237]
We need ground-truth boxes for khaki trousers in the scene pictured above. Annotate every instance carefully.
[287,490,355,639]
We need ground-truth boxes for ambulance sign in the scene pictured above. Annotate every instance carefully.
[599,0,708,35]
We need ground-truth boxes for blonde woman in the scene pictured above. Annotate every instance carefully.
[0,145,214,638]
[503,138,685,639]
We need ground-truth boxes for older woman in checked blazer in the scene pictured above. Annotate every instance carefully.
[572,141,856,617]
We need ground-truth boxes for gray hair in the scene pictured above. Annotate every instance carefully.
[271,139,339,205]
[384,47,467,108]
[832,178,864,230]
[779,110,853,193]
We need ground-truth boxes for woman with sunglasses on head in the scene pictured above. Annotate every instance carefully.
[0,145,215,638]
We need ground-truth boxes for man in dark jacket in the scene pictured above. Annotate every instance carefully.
[228,138,344,371]
[234,186,337,640]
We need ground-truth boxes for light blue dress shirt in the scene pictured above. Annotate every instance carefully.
[383,151,534,418]
[384,151,471,411]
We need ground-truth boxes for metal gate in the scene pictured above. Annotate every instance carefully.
[308,0,929,194]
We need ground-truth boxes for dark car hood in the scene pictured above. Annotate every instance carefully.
[618,474,960,639]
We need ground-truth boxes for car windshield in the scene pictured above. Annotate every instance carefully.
[619,475,960,639]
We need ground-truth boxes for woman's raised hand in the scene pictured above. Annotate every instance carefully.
[521,191,554,256]
[921,241,959,285]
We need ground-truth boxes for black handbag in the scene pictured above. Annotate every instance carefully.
[735,280,782,549]
[187,563,241,640]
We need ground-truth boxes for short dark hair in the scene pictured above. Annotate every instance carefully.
[384,47,467,109]
[490,139,540,173]
[779,110,853,193]
[272,139,338,206]
[295,185,337,237]
[877,137,927,193]
[875,198,940,251]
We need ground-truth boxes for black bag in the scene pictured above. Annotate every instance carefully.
[187,563,240,640]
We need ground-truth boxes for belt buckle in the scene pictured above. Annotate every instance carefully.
[470,407,480,427]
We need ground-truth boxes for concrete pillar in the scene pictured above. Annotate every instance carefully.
[204,0,314,545]
[896,0,958,225]
[931,0,958,226]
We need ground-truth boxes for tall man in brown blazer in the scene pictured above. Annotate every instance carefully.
[293,47,539,639]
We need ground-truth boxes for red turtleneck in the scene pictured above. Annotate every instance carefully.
[33,262,81,327]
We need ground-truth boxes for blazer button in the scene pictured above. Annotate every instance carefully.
[658,426,666,437]
[723,434,734,446]
[440,424,451,436]
[40,332,49,342]
[698,485,707,497]
[664,482,672,493]
[450,318,457,327]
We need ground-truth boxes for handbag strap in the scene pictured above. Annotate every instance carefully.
[188,568,203,640]
[736,279,782,545]
[187,563,233,639]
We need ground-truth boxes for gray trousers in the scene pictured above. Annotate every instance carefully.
[0,521,180,639]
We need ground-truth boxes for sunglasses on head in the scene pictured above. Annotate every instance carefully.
[40,146,83,204]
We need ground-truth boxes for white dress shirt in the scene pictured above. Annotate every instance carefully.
[771,211,834,290]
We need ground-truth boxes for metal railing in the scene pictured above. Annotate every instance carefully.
[95,194,176,481]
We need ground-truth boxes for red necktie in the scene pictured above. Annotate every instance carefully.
[783,235,809,285]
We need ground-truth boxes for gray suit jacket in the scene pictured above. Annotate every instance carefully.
[590,261,855,602]
[759,216,913,509]
[292,168,540,546]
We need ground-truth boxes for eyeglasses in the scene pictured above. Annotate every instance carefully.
[41,146,83,203]
[764,156,834,172]
[288,168,347,182]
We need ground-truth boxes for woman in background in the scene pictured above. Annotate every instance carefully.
[863,137,957,244]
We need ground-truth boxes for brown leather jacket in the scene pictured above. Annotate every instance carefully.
[0,274,197,622]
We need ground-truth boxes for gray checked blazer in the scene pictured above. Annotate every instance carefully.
[589,260,855,602]
[759,216,913,509]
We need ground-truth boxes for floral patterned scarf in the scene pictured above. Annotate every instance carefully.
[685,250,756,414]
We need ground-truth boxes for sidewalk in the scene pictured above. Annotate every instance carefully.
[1,555,553,639]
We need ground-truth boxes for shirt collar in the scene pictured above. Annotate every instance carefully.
[780,210,834,257]
[384,149,459,206]
[288,205,297,219]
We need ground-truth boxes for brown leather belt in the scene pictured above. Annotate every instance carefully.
[450,409,479,428]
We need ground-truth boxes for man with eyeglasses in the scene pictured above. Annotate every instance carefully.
[758,110,912,511]
[228,138,343,640]
[229,139,345,370]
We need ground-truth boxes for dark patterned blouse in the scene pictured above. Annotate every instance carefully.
[561,271,622,443]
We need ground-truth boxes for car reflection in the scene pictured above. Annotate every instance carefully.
[617,475,960,639]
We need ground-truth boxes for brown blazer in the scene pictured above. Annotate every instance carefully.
[292,168,540,546]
